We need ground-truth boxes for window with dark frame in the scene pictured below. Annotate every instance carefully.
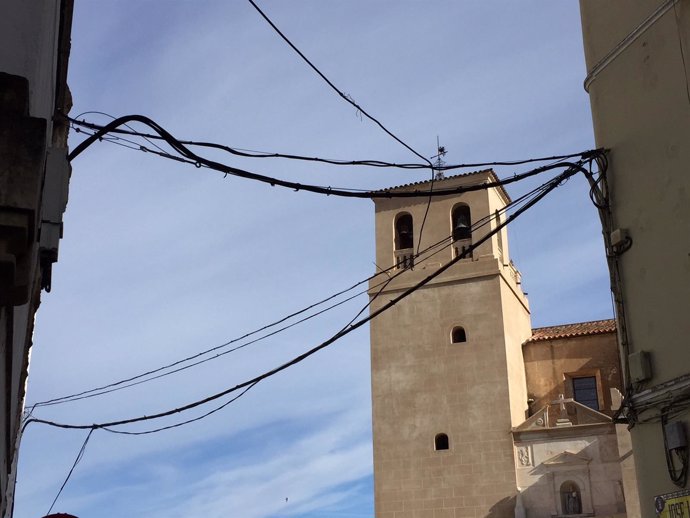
[572,376,599,410]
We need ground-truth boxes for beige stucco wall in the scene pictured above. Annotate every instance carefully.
[523,332,622,418]
[580,1,690,514]
[372,172,509,272]
[499,278,531,428]
[369,175,532,518]
[615,425,640,518]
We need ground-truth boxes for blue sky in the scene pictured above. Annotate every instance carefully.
[16,2,611,517]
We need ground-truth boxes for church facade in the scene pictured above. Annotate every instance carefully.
[368,171,636,518]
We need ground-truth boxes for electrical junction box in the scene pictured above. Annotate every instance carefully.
[665,421,687,451]
[39,147,70,256]
[629,350,652,383]
[610,228,629,247]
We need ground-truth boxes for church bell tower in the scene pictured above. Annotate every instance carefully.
[369,170,532,518]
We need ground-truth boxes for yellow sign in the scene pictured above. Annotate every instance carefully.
[656,490,690,517]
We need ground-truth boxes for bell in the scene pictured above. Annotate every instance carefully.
[454,220,471,240]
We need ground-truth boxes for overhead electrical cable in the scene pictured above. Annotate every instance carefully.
[100,382,258,436]
[28,176,554,412]
[417,172,435,255]
[103,273,398,437]
[23,160,589,434]
[69,117,424,170]
[45,428,94,515]
[27,228,456,410]
[67,114,600,200]
[36,153,606,506]
[244,0,431,167]
[73,110,171,156]
[69,113,596,172]
[30,286,372,407]
[69,116,597,260]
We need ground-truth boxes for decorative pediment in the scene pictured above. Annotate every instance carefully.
[542,451,591,466]
[566,399,612,425]
[513,397,612,432]
[514,408,548,431]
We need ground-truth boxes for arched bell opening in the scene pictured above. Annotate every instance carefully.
[394,212,414,269]
[451,204,472,259]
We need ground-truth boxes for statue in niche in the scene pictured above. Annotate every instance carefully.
[560,482,582,515]
[565,491,581,514]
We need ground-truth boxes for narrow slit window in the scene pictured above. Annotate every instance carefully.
[434,433,449,451]
[451,326,467,344]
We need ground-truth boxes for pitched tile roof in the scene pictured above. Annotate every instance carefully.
[382,168,511,203]
[527,319,616,343]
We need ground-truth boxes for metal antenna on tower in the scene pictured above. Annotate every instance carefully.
[430,136,447,180]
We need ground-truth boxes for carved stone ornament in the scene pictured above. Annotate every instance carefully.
[517,446,531,467]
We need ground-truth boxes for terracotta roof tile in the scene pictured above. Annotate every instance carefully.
[527,319,616,343]
[382,168,511,202]
[384,169,492,190]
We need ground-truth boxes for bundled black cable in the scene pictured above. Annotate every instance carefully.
[23,160,588,435]
[67,114,602,201]
[68,114,601,172]
[27,172,563,412]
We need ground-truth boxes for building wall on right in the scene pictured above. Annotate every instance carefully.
[579,1,690,514]
[523,323,622,418]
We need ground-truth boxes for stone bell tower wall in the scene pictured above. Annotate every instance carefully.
[369,171,532,518]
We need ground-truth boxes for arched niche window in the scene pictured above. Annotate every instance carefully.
[395,213,414,250]
[434,433,449,451]
[452,204,471,241]
[560,481,582,515]
[451,326,467,344]
[451,204,472,259]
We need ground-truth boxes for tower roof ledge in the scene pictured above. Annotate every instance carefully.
[379,169,511,204]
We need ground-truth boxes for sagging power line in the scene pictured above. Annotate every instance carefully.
[66,114,601,201]
[68,114,597,172]
[23,158,596,436]
[245,0,431,167]
[27,167,574,412]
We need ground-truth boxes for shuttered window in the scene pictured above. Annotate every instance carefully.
[573,376,599,410]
